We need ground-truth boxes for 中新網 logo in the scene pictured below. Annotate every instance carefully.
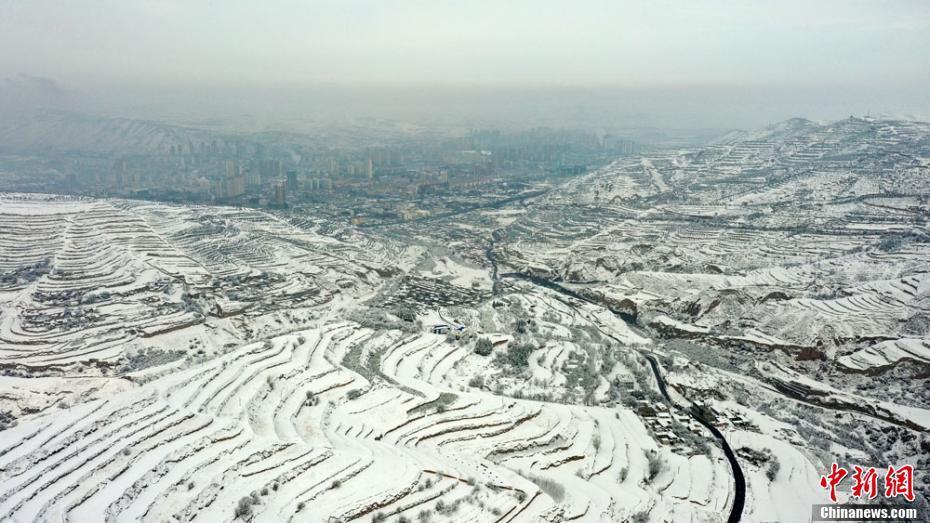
[819,463,914,503]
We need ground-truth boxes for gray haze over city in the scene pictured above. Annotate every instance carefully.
[1,2,930,523]
[3,0,930,131]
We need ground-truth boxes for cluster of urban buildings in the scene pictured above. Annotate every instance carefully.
[25,125,642,219]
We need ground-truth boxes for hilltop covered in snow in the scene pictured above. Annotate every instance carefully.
[2,117,929,521]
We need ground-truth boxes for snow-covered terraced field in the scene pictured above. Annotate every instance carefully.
[0,194,735,522]
[0,319,730,522]
[480,117,930,515]
[0,195,391,371]
[3,117,930,521]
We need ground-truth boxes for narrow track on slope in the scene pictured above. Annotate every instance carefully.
[493,268,746,522]
[643,354,745,523]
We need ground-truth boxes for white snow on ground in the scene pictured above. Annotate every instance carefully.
[5,116,930,522]
[422,256,492,290]
[838,338,930,372]
[761,362,930,431]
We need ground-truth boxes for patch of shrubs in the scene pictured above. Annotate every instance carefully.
[494,342,535,368]
[474,337,493,356]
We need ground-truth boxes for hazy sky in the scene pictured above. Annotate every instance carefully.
[2,1,929,129]
[2,0,928,86]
